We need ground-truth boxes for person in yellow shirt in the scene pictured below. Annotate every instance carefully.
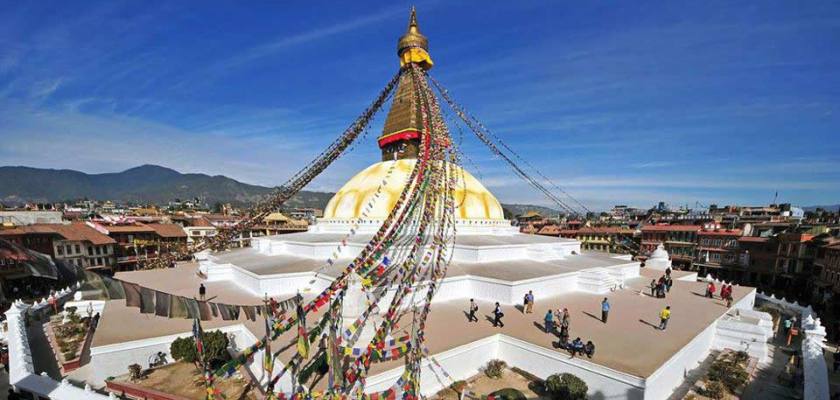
[659,306,671,330]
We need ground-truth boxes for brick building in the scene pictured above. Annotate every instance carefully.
[640,225,701,269]
[695,228,742,280]
[0,222,116,270]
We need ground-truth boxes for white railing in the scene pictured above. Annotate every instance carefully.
[756,291,829,400]
[3,285,114,399]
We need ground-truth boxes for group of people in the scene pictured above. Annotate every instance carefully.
[705,281,735,307]
[649,271,673,298]
[566,337,596,358]
[466,299,508,328]
[544,307,571,337]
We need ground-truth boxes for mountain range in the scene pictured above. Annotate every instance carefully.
[0,165,558,216]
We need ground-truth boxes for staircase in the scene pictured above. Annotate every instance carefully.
[577,268,617,294]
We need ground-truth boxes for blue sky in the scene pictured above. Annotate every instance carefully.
[1,1,839,211]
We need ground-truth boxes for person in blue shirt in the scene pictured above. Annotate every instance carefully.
[601,297,610,324]
[544,309,554,334]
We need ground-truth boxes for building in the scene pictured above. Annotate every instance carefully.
[250,213,309,238]
[695,228,743,280]
[92,221,187,270]
[773,232,816,299]
[639,224,701,269]
[736,236,779,287]
[0,210,63,226]
[0,222,117,270]
[574,226,636,254]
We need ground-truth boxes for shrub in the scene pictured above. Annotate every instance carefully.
[703,381,726,400]
[62,350,77,360]
[708,357,749,393]
[732,350,749,364]
[170,336,198,363]
[545,373,587,400]
[487,388,525,400]
[128,363,143,382]
[484,359,506,379]
[170,330,230,365]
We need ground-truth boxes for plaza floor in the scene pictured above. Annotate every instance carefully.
[90,265,751,382]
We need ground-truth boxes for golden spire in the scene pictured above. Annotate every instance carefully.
[397,7,433,70]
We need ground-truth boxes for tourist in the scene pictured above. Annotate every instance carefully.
[524,290,534,314]
[584,340,595,358]
[601,298,610,323]
[199,283,206,301]
[558,324,570,348]
[665,267,672,277]
[665,276,673,293]
[544,309,555,334]
[561,308,570,329]
[650,279,657,297]
[783,316,793,338]
[720,285,732,308]
[493,302,504,328]
[569,337,584,357]
[706,282,716,299]
[468,299,478,322]
[658,306,671,330]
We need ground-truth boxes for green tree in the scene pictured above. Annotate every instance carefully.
[545,373,588,400]
[169,330,230,367]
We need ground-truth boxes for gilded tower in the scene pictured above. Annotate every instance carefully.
[377,8,435,161]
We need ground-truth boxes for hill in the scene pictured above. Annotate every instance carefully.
[0,165,330,208]
[0,165,560,215]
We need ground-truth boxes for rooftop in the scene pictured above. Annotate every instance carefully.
[0,222,116,245]
[90,264,752,380]
[641,225,702,232]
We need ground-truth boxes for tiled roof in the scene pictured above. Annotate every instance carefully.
[0,223,116,245]
[698,229,742,236]
[146,223,187,238]
[738,236,770,243]
[101,223,156,233]
[578,227,635,234]
[641,224,702,232]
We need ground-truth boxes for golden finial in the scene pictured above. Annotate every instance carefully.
[398,6,429,54]
[397,6,433,69]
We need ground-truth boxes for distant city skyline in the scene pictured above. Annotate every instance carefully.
[1,1,839,210]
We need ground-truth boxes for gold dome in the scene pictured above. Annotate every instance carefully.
[323,160,505,221]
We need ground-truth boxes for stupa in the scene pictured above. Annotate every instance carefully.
[645,243,672,270]
[11,11,764,400]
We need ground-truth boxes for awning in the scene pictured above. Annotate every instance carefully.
[0,238,58,280]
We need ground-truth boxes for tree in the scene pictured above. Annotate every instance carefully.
[545,373,587,400]
[169,330,230,367]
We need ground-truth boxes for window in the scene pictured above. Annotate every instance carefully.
[88,246,93,256]
[57,246,63,255]
[97,257,103,265]
[66,245,72,254]
[96,247,101,255]
[75,244,81,254]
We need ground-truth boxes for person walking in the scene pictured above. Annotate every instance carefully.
[468,299,479,322]
[199,283,206,301]
[650,279,657,297]
[524,290,534,314]
[601,298,610,323]
[544,309,555,334]
[493,302,505,328]
[665,276,673,293]
[658,306,671,330]
[707,282,716,299]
